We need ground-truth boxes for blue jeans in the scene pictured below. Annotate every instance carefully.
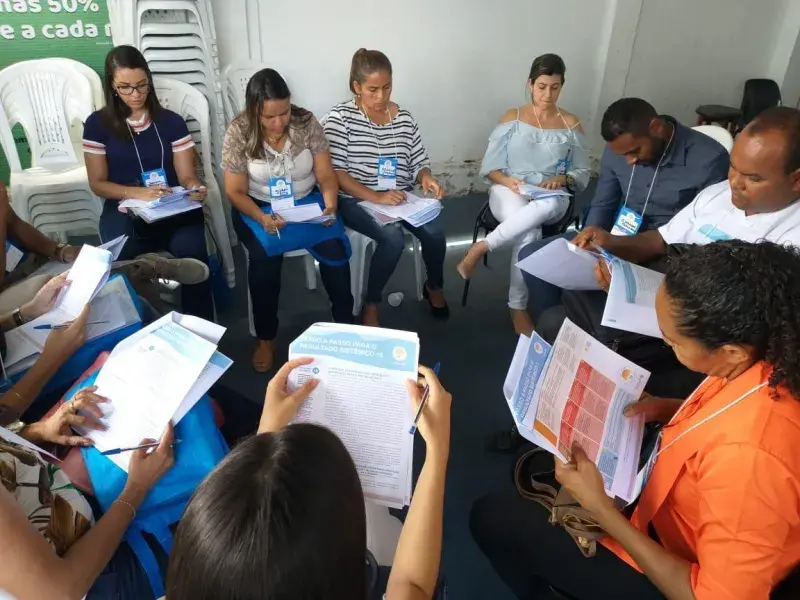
[518,231,577,320]
[100,200,214,321]
[338,196,446,305]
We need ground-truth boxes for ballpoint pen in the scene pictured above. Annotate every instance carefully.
[33,321,108,331]
[409,362,441,434]
[101,440,182,456]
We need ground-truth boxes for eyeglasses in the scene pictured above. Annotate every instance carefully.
[115,83,150,96]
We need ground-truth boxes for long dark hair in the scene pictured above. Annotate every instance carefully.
[239,68,313,160]
[664,240,800,396]
[100,45,161,141]
[166,424,367,600]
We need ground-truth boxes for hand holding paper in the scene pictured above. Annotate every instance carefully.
[258,357,319,433]
[554,443,616,516]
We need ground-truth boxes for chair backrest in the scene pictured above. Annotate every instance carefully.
[221,61,267,123]
[152,75,214,182]
[740,78,782,128]
[48,58,105,110]
[691,125,734,153]
[0,60,94,170]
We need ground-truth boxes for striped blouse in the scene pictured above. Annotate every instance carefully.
[322,99,430,196]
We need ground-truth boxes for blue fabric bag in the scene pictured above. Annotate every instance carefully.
[8,274,143,395]
[68,369,229,598]
[241,189,351,266]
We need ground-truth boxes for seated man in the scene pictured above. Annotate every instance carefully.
[491,106,800,452]
[518,97,730,325]
[0,181,208,314]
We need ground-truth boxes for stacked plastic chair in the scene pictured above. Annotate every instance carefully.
[107,0,234,243]
[0,59,104,240]
[152,76,235,288]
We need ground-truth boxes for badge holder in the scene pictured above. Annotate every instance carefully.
[377,157,398,190]
[141,168,168,188]
[268,176,295,212]
[610,206,643,236]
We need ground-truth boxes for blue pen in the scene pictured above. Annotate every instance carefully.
[101,440,182,456]
[33,321,108,331]
[409,362,441,434]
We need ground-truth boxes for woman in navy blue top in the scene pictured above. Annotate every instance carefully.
[83,45,213,320]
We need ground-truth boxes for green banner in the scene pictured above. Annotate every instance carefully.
[0,0,112,181]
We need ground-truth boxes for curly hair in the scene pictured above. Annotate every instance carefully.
[664,240,800,396]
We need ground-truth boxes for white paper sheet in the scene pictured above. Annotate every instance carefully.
[602,261,664,338]
[80,321,218,471]
[516,238,603,291]
[172,351,232,424]
[288,323,419,508]
[128,198,202,224]
[98,234,128,261]
[518,184,570,200]
[274,203,333,224]
[359,193,441,227]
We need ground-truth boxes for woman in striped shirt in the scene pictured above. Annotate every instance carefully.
[323,49,448,326]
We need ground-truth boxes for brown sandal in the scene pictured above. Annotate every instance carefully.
[252,340,275,373]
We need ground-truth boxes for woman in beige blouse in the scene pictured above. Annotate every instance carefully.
[222,69,353,373]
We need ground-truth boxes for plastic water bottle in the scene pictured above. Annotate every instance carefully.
[388,292,404,307]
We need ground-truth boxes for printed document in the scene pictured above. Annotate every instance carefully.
[359,192,441,228]
[274,203,334,224]
[288,323,419,508]
[601,260,664,338]
[504,319,649,503]
[80,316,219,471]
[518,184,569,200]
[516,238,603,291]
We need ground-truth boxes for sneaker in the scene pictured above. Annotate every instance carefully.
[119,254,210,285]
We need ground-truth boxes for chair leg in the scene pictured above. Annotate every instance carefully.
[349,234,367,317]
[461,278,471,307]
[304,254,317,290]
[481,228,490,267]
[413,237,424,301]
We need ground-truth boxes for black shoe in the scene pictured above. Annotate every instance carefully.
[485,425,525,453]
[422,281,450,320]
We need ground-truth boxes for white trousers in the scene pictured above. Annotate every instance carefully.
[484,185,568,309]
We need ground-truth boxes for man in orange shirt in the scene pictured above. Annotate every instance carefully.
[472,241,800,599]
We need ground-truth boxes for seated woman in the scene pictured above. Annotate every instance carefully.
[323,49,448,327]
[165,361,451,599]
[0,302,175,600]
[222,69,353,373]
[471,240,800,600]
[83,45,213,321]
[457,54,589,335]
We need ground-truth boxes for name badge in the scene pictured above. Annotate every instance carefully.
[377,157,398,190]
[610,206,643,236]
[268,176,295,211]
[556,157,570,176]
[5,241,24,272]
[141,168,168,188]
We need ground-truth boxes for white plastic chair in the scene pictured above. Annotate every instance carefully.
[152,76,235,288]
[350,229,424,316]
[692,125,734,153]
[221,61,268,123]
[0,60,102,236]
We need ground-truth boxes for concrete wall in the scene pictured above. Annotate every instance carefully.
[213,0,800,193]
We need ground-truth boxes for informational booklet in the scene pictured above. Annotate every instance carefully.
[288,323,420,508]
[359,192,441,228]
[75,312,229,471]
[601,260,664,338]
[504,319,649,503]
[273,203,335,224]
[6,276,142,373]
[516,238,603,291]
[518,184,569,200]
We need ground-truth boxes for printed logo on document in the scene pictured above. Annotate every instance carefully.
[620,368,633,382]
[392,346,408,362]
[533,342,544,354]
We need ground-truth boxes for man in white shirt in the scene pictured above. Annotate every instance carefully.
[574,106,800,265]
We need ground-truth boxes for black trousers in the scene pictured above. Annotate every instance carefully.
[232,208,354,341]
[470,493,664,600]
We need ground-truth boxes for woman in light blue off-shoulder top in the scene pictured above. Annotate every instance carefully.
[457,54,590,334]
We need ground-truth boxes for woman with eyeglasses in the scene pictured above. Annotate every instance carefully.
[82,45,213,320]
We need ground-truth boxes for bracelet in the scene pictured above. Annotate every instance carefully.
[114,499,136,520]
[54,242,68,263]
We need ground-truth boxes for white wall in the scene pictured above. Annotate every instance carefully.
[213,0,800,192]
[624,0,789,124]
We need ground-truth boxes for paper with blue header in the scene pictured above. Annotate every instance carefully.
[504,319,650,503]
[288,323,419,508]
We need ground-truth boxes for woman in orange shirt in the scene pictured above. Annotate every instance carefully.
[471,240,800,600]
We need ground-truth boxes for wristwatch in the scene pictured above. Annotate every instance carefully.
[565,173,577,193]
[7,420,25,434]
[12,307,24,327]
